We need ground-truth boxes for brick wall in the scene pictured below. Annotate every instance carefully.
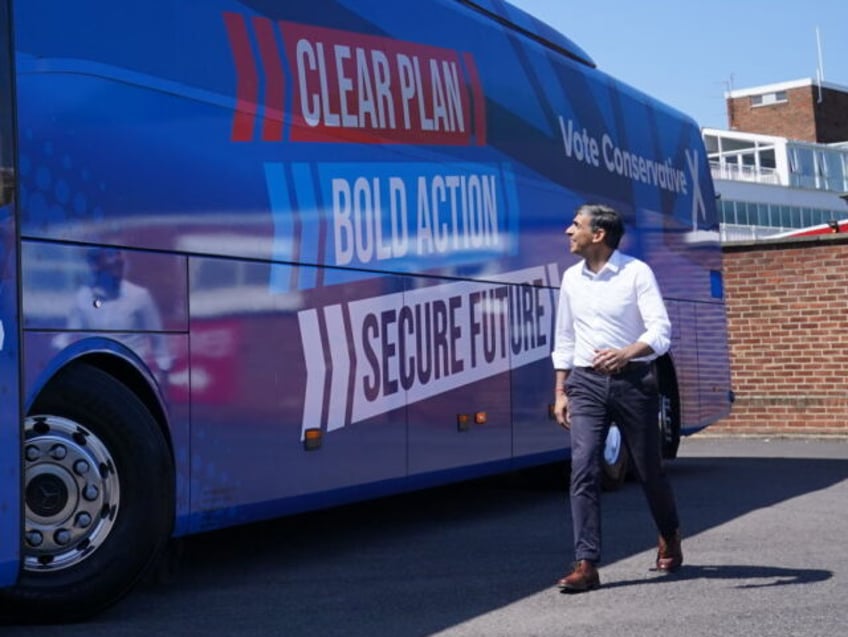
[727,85,848,143]
[814,87,848,143]
[711,234,848,435]
[728,85,817,141]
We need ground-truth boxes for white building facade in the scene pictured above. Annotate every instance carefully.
[703,127,848,242]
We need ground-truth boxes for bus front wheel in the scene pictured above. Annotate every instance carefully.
[1,363,174,623]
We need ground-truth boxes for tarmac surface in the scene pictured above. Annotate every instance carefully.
[4,435,848,636]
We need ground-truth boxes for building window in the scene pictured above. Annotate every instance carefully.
[750,90,788,107]
[721,199,845,231]
[780,206,792,227]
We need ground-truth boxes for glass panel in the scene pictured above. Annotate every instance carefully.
[730,200,740,224]
[795,149,815,188]
[790,207,802,228]
[780,206,792,227]
[822,151,842,191]
[720,137,756,153]
[759,149,777,169]
[843,155,848,191]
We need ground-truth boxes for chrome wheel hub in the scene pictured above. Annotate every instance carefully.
[23,415,120,572]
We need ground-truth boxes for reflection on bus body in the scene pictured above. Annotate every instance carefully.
[54,248,172,377]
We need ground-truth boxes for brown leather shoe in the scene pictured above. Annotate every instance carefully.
[557,560,600,592]
[656,530,683,571]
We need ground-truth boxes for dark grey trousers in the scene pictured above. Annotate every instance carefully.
[565,364,680,564]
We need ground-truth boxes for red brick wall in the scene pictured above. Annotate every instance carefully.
[727,85,848,143]
[712,235,848,434]
[727,86,817,141]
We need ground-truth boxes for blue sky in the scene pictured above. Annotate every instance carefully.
[508,0,848,129]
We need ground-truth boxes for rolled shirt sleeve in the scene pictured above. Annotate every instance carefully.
[551,273,576,370]
[634,264,671,357]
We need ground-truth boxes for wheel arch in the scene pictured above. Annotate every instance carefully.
[29,342,175,474]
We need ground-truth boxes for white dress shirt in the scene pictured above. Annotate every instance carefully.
[551,250,671,370]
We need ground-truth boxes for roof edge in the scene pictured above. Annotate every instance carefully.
[725,78,848,99]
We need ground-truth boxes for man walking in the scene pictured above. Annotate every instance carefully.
[551,203,683,593]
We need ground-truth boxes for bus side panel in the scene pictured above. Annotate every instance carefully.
[12,0,723,293]
[672,301,702,432]
[187,258,411,529]
[19,243,193,533]
[185,256,564,525]
[0,203,21,588]
[0,0,21,587]
[11,0,732,531]
[696,302,733,429]
[404,278,513,476]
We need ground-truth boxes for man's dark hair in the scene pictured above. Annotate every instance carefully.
[577,203,624,249]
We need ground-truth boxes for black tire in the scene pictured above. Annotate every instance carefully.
[658,372,681,459]
[601,424,629,491]
[0,363,174,623]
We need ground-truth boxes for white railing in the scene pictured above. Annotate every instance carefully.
[710,163,782,185]
[720,224,789,243]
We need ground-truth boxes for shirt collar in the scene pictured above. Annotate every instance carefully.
[581,249,623,277]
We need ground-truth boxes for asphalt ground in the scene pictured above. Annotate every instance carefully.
[4,435,848,636]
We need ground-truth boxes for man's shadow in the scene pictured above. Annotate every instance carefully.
[593,563,832,591]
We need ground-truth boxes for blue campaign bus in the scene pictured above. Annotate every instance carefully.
[0,0,732,621]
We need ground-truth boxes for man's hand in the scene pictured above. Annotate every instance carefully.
[554,392,570,430]
[592,348,629,374]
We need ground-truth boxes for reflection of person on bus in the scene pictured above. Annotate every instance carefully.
[551,204,682,593]
[62,248,172,378]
